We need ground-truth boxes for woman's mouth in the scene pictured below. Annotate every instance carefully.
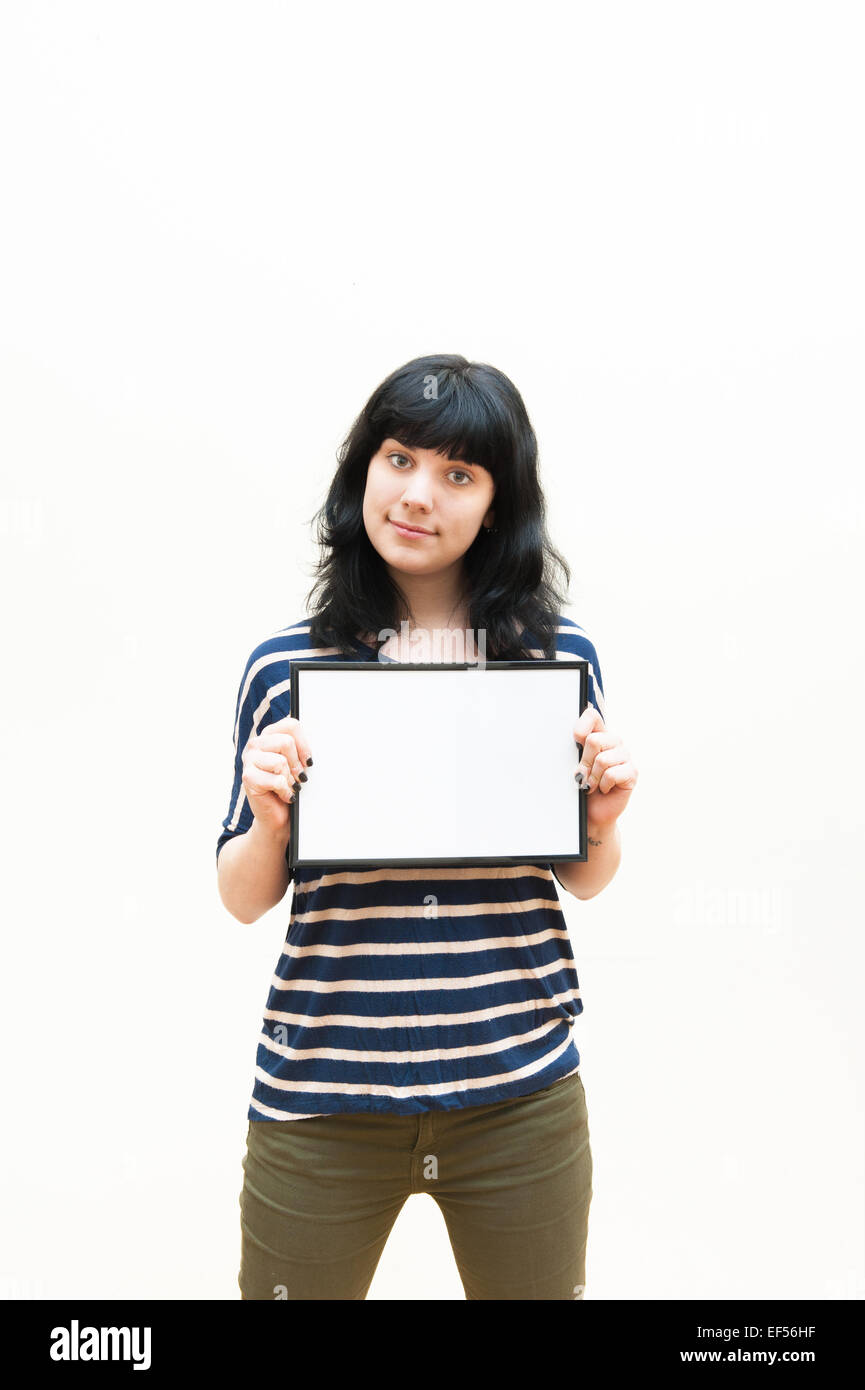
[389,519,435,539]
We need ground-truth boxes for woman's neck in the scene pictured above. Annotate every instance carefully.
[357,603,474,658]
[387,565,469,633]
[399,602,469,633]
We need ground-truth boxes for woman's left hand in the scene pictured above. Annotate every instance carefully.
[572,705,638,828]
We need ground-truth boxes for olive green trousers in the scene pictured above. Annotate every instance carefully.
[238,1069,592,1300]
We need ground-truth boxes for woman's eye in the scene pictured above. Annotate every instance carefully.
[387,454,471,485]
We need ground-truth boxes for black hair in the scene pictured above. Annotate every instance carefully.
[303,353,571,660]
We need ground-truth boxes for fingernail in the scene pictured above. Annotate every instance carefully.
[306,758,313,767]
[575,769,587,788]
[298,772,308,782]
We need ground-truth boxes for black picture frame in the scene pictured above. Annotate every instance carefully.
[288,659,590,871]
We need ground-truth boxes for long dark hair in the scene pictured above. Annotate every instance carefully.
[304,353,571,660]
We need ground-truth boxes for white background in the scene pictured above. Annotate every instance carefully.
[0,0,862,1301]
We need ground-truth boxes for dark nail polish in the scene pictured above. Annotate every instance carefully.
[306,758,313,767]
[298,772,308,782]
[293,781,301,791]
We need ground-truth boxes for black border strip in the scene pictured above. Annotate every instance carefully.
[288,659,589,871]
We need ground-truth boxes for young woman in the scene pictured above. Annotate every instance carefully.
[216,353,638,1300]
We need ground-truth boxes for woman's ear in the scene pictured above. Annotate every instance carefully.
[483,506,495,528]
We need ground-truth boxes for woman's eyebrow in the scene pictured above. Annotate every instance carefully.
[387,439,477,468]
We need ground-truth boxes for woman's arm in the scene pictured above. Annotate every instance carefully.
[217,815,293,923]
[552,822,622,900]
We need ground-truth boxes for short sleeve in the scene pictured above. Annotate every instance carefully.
[216,645,294,874]
[552,619,607,724]
[581,635,606,722]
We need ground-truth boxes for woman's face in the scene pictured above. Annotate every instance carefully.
[363,436,496,576]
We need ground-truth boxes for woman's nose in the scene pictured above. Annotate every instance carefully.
[400,483,433,509]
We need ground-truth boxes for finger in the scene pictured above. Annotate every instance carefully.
[266,716,314,769]
[573,706,605,783]
[251,735,302,783]
[575,730,621,787]
[573,705,605,749]
[253,732,310,783]
[243,767,296,803]
[267,714,299,731]
[582,740,628,787]
[251,748,303,790]
[596,760,638,794]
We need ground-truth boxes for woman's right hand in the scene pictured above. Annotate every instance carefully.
[241,715,313,834]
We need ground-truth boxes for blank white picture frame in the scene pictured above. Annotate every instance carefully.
[288,660,590,869]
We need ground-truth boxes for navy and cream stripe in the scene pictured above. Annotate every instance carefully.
[217,615,606,1121]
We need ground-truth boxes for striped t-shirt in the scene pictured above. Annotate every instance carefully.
[217,615,607,1122]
